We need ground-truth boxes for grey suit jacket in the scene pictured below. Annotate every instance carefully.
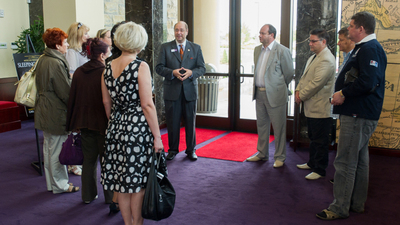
[295,47,335,118]
[156,40,206,101]
[252,42,294,108]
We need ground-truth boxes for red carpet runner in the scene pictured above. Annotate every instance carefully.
[162,127,226,152]
[196,131,274,162]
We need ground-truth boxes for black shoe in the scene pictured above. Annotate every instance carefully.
[330,179,334,184]
[108,201,120,215]
[166,152,177,160]
[187,152,198,161]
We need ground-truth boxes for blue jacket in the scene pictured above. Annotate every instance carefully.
[333,38,387,120]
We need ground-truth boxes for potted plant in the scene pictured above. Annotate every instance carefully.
[14,16,44,53]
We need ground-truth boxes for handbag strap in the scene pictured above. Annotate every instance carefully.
[14,54,44,86]
[26,55,44,96]
[31,54,44,72]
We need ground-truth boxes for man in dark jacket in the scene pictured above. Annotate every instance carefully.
[155,21,206,161]
[316,11,387,220]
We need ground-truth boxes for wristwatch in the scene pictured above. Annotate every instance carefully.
[340,90,345,98]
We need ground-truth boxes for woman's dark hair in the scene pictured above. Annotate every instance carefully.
[42,28,68,49]
[81,38,109,60]
[106,21,126,63]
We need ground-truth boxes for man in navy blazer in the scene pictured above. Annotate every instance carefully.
[156,21,206,161]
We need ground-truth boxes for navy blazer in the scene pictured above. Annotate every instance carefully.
[156,40,206,101]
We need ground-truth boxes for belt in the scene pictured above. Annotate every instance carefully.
[257,87,266,91]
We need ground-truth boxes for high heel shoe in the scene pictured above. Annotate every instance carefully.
[109,201,120,215]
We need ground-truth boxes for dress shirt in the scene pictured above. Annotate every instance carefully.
[176,40,187,53]
[255,41,275,87]
[170,40,187,79]
[338,50,353,74]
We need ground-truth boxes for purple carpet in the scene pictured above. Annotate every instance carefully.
[1,120,399,225]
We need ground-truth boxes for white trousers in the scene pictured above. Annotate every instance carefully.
[43,131,69,194]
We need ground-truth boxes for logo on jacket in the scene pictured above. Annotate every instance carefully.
[370,60,378,67]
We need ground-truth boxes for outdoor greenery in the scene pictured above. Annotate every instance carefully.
[14,17,45,53]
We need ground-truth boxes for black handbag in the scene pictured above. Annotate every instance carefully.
[142,151,175,221]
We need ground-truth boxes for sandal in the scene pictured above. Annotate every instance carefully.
[68,165,82,176]
[65,185,80,193]
[316,209,345,220]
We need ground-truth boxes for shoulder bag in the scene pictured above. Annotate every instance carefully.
[142,151,175,221]
[14,55,43,107]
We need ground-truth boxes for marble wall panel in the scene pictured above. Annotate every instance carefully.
[29,0,43,25]
[125,0,167,124]
[295,0,338,79]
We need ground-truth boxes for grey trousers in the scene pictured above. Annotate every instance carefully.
[43,132,69,194]
[255,89,287,162]
[81,129,113,203]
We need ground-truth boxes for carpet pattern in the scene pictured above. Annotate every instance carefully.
[1,120,400,225]
[161,127,226,152]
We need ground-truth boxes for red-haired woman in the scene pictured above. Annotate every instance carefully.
[35,28,79,193]
[66,38,113,204]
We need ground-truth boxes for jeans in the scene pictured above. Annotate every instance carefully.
[328,115,378,217]
[306,117,332,176]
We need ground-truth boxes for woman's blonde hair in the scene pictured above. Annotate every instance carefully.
[67,22,90,51]
[114,22,148,54]
[96,28,110,39]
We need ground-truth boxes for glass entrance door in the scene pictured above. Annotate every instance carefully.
[192,0,288,131]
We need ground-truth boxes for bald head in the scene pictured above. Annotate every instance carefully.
[174,21,189,43]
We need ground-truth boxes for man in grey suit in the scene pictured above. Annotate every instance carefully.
[246,24,294,168]
[295,29,335,180]
[156,21,206,161]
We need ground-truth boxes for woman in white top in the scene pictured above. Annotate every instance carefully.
[65,22,90,76]
[65,22,90,176]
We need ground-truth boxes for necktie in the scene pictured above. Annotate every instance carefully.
[180,45,184,60]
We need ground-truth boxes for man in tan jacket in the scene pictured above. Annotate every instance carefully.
[295,28,335,180]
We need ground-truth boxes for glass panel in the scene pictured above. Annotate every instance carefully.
[193,0,229,74]
[193,0,229,118]
[239,0,282,119]
[240,77,256,120]
[197,76,229,118]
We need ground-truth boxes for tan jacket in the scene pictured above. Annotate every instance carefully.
[296,47,335,118]
[34,48,71,135]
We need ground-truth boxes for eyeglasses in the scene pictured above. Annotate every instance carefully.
[309,39,322,43]
[77,22,82,30]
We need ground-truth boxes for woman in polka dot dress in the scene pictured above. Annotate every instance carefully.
[100,22,163,225]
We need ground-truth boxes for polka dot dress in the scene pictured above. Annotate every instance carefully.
[101,59,153,193]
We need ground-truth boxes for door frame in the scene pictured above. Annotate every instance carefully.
[180,0,293,132]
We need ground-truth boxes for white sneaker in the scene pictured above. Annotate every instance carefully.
[273,160,284,168]
[297,163,311,170]
[305,172,323,180]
